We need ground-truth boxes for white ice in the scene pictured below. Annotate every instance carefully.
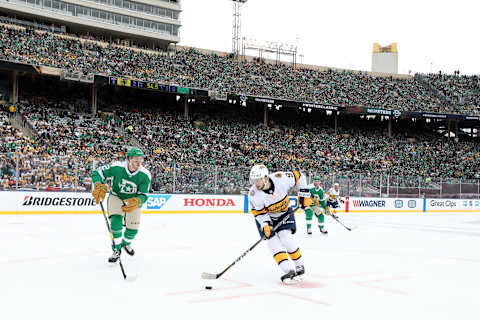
[2,212,480,320]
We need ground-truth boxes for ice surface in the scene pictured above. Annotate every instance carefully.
[2,212,480,320]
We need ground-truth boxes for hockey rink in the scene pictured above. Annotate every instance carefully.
[2,212,480,320]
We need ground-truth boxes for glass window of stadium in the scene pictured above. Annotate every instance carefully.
[8,0,178,36]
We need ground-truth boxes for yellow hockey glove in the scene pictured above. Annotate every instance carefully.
[92,182,108,204]
[122,197,142,213]
[262,222,273,239]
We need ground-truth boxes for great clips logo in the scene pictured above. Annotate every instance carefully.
[147,195,172,209]
[183,198,235,207]
[22,196,96,206]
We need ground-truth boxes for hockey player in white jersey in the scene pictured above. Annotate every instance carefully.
[248,164,307,284]
[326,183,344,218]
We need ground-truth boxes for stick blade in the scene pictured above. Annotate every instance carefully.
[201,272,219,280]
[125,274,138,282]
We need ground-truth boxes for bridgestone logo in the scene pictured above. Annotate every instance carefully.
[22,196,96,206]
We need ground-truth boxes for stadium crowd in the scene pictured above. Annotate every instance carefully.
[1,100,479,193]
[0,23,470,114]
[422,73,480,115]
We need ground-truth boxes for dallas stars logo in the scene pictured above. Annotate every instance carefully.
[119,179,137,194]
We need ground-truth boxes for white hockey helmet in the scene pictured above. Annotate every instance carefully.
[249,165,269,184]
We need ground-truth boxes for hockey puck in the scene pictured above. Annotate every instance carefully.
[205,286,213,290]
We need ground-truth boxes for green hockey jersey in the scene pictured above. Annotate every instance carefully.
[91,161,151,206]
[309,185,327,209]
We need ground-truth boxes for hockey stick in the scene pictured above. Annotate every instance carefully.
[315,206,353,231]
[100,201,127,280]
[331,215,352,231]
[201,206,300,280]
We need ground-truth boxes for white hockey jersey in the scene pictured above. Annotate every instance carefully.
[326,187,340,202]
[249,170,307,227]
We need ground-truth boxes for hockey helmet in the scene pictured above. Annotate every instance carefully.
[126,147,145,158]
[249,165,269,184]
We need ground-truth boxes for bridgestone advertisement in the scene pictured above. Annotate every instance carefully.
[1,192,479,214]
[0,192,246,214]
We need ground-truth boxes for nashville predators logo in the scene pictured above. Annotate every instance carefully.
[267,196,289,213]
[119,179,137,194]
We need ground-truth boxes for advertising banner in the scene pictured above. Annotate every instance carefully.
[0,192,99,214]
[347,197,423,212]
[0,192,245,214]
[144,194,245,214]
[426,198,480,212]
[1,192,479,214]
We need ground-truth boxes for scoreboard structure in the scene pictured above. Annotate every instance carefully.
[372,42,398,74]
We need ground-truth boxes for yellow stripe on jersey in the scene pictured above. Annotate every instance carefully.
[300,196,312,207]
[327,192,338,200]
[293,170,301,186]
[288,248,302,261]
[274,252,288,264]
[252,208,267,217]
[266,195,289,213]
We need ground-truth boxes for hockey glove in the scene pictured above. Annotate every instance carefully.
[122,197,142,213]
[262,222,274,239]
[323,207,331,216]
[92,182,108,204]
[339,198,345,204]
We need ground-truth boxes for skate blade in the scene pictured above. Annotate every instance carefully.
[282,276,303,285]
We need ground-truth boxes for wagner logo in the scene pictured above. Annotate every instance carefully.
[184,198,235,207]
[147,195,171,209]
[352,200,386,208]
[395,200,403,208]
[22,196,96,206]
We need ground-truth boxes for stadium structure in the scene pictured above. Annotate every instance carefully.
[1,3,480,319]
[0,4,479,197]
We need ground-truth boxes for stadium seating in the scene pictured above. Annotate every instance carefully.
[0,23,466,114]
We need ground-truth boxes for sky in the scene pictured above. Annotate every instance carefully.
[178,0,479,75]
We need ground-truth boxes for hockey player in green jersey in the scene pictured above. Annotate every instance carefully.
[91,147,151,263]
[304,176,329,235]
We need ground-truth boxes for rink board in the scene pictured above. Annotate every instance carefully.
[0,192,479,214]
[0,192,246,214]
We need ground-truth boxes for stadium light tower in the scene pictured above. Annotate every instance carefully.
[232,0,248,56]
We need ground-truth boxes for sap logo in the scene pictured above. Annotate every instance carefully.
[395,200,403,208]
[408,200,417,208]
[147,195,171,209]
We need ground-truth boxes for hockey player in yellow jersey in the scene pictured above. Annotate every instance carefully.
[248,164,307,284]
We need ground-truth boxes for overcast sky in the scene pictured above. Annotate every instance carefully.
[178,0,479,75]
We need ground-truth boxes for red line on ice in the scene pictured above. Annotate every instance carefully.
[310,271,383,279]
[164,278,253,296]
[354,275,413,295]
[188,291,330,306]
[0,250,104,264]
